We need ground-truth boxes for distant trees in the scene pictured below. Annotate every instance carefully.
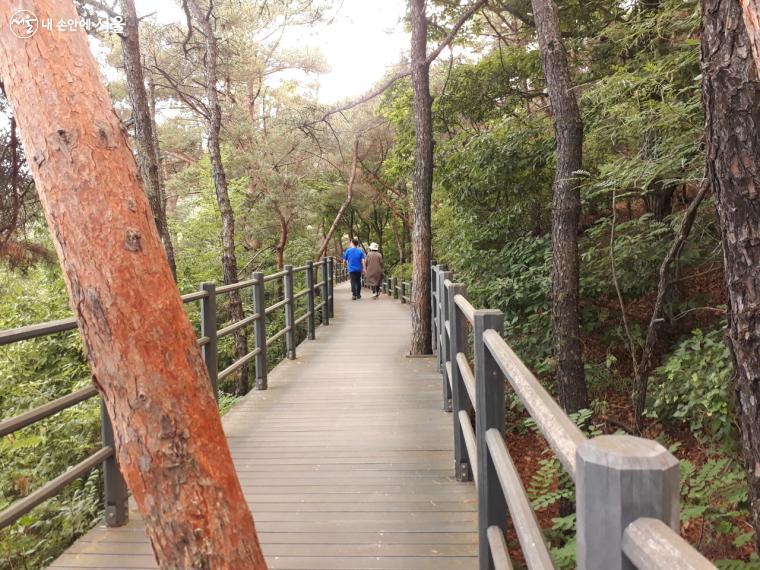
[0,0,267,566]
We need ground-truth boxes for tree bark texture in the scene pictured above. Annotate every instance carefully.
[410,0,433,355]
[316,139,359,260]
[0,2,267,567]
[186,0,249,396]
[119,0,177,280]
[740,0,760,77]
[530,0,588,412]
[701,0,760,549]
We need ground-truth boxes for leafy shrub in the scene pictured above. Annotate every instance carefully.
[647,328,736,443]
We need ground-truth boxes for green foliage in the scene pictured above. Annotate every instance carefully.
[680,456,752,550]
[647,328,736,444]
[0,267,101,569]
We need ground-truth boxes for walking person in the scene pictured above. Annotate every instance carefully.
[365,243,384,299]
[343,238,366,300]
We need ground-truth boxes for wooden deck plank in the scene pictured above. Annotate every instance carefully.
[48,283,477,569]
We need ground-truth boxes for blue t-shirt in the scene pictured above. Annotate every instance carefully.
[343,247,366,273]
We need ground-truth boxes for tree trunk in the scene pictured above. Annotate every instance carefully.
[740,0,760,76]
[186,0,249,396]
[643,178,675,221]
[530,0,588,412]
[119,0,176,280]
[273,202,288,272]
[701,0,760,549]
[410,0,433,355]
[0,2,267,567]
[316,139,359,260]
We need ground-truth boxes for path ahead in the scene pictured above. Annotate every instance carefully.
[50,282,478,570]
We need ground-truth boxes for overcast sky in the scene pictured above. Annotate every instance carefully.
[133,0,410,104]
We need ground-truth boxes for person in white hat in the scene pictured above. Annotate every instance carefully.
[365,243,384,299]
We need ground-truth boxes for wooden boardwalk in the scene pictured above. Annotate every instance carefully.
[49,282,478,569]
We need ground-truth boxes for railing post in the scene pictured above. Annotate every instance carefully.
[431,264,438,356]
[100,402,128,527]
[440,271,454,411]
[436,266,448,374]
[392,276,398,300]
[199,282,218,401]
[473,308,506,570]
[306,261,316,340]
[448,282,471,481]
[321,259,330,325]
[400,281,407,304]
[283,265,296,359]
[252,271,268,390]
[328,257,335,318]
[577,435,680,570]
[382,278,388,294]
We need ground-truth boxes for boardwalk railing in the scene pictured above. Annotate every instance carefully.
[389,264,715,570]
[0,257,341,533]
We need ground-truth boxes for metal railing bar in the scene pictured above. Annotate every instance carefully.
[196,336,210,347]
[293,289,309,301]
[454,294,476,325]
[0,446,113,530]
[456,352,477,412]
[263,270,288,282]
[314,280,325,289]
[486,526,513,570]
[459,410,478,484]
[0,317,78,346]
[314,301,326,311]
[483,328,586,479]
[623,518,714,570]
[217,347,262,381]
[264,298,289,316]
[445,320,451,339]
[0,385,99,437]
[446,362,453,389]
[215,278,259,295]
[266,326,291,347]
[294,312,310,326]
[217,314,261,339]
[292,265,309,272]
[485,428,554,569]
[181,290,209,303]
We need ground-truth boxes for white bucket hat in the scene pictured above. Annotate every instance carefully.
[369,242,379,251]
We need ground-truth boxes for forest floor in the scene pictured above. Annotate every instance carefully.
[504,263,758,566]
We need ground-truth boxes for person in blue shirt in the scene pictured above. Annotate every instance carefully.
[342,238,366,300]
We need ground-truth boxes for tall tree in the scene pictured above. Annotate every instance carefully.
[186,0,250,395]
[700,0,760,548]
[0,1,267,567]
[409,0,434,355]
[528,0,588,412]
[119,0,177,279]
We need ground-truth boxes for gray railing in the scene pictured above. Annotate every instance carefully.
[0,257,340,532]
[386,264,715,570]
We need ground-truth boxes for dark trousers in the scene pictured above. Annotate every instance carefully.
[349,271,362,298]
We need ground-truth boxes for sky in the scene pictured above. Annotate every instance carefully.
[133,0,410,104]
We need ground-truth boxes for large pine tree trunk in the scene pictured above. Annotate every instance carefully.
[119,0,177,280]
[529,0,588,412]
[186,0,249,396]
[701,0,760,549]
[0,1,266,567]
[410,0,433,355]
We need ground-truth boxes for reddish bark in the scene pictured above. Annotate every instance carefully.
[0,1,266,567]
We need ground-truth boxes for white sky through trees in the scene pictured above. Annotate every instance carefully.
[134,0,409,104]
